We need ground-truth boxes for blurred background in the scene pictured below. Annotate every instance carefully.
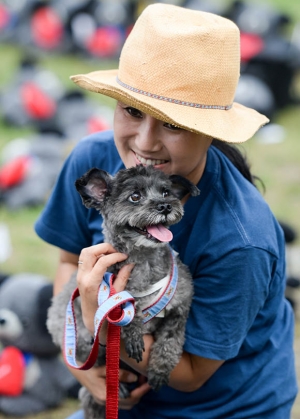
[0,0,299,417]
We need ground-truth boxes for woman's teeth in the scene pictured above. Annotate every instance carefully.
[136,154,167,166]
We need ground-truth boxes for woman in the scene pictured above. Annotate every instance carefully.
[35,3,297,418]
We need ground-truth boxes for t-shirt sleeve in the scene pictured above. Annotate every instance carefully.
[35,139,103,254]
[183,246,273,360]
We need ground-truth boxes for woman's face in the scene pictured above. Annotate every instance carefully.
[114,101,212,186]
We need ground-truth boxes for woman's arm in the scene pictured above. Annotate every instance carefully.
[119,336,224,392]
[53,249,79,296]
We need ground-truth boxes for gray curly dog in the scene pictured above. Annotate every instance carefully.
[47,165,198,419]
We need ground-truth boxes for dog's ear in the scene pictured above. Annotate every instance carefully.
[75,168,113,209]
[169,175,200,200]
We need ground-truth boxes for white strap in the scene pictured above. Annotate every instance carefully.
[131,274,170,298]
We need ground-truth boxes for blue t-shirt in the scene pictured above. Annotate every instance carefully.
[35,130,297,418]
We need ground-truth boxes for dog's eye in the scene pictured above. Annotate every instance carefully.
[129,192,141,203]
[162,189,170,198]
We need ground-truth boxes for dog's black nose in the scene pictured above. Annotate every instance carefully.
[157,203,172,214]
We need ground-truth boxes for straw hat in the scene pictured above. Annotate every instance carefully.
[71,3,269,143]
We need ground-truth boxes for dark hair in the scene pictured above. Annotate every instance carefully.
[211,139,264,191]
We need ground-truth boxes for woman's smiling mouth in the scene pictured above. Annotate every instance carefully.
[135,152,168,166]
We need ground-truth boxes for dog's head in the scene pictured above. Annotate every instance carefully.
[75,165,199,248]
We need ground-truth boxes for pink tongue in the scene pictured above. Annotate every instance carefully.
[146,224,173,242]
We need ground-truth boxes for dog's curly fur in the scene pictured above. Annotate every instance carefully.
[47,165,198,419]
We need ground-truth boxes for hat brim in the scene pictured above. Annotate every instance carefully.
[71,70,269,143]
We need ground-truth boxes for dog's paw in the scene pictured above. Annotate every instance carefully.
[122,322,145,362]
[125,335,145,362]
[147,369,169,392]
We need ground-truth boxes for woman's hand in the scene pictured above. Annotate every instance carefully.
[74,243,151,407]
[119,375,151,410]
[76,243,134,335]
[69,365,146,406]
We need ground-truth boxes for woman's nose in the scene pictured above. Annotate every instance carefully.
[135,117,161,152]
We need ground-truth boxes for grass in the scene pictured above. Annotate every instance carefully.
[243,104,300,231]
[0,206,58,278]
[0,399,79,419]
[256,0,300,24]
[0,42,117,279]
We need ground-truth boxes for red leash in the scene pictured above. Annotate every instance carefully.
[64,249,178,418]
[106,284,122,419]
[64,273,135,419]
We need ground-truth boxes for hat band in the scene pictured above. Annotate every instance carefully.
[116,77,232,110]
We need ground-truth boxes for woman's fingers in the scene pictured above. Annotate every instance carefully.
[113,263,135,292]
[76,243,134,335]
[72,366,107,405]
[118,382,151,410]
[75,367,147,408]
[78,243,127,272]
[77,245,128,295]
[77,252,130,297]
[119,369,138,384]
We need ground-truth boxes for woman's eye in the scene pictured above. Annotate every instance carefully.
[162,190,170,198]
[125,107,143,118]
[129,192,142,202]
[163,122,181,130]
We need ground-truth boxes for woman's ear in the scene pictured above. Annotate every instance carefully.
[169,175,200,200]
[75,168,113,209]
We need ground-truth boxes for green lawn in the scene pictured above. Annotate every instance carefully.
[0,42,117,278]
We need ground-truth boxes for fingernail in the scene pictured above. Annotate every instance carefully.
[125,263,135,272]
[127,373,138,382]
